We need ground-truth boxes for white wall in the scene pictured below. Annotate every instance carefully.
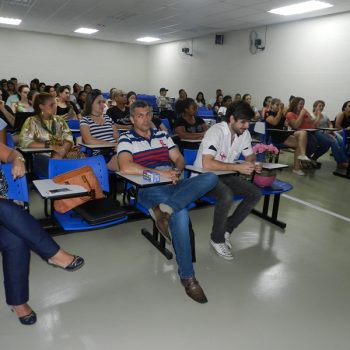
[0,28,149,93]
[148,12,350,119]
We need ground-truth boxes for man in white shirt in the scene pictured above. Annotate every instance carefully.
[194,102,262,260]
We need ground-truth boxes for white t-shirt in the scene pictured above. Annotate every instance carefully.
[194,121,253,168]
[217,106,227,116]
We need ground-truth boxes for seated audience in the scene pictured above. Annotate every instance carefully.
[56,85,80,120]
[195,92,206,107]
[30,78,39,92]
[2,80,16,103]
[6,82,23,108]
[80,89,119,170]
[72,83,82,99]
[19,92,74,177]
[194,101,262,260]
[0,142,84,325]
[11,85,31,113]
[157,87,176,128]
[261,96,272,120]
[212,93,223,114]
[117,100,218,303]
[149,106,167,132]
[233,93,241,103]
[218,95,232,118]
[335,100,350,130]
[76,91,87,112]
[266,98,310,175]
[176,89,187,103]
[312,100,348,169]
[174,98,208,140]
[0,90,15,129]
[106,89,132,129]
[242,93,260,120]
[208,89,223,108]
[44,85,57,99]
[126,91,136,107]
[83,84,92,94]
[38,82,46,93]
[286,97,331,167]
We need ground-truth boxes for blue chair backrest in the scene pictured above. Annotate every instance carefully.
[183,149,198,165]
[67,119,80,130]
[1,163,29,203]
[160,118,172,132]
[48,156,110,193]
[342,129,350,154]
[102,92,110,100]
[197,107,214,118]
[6,132,15,148]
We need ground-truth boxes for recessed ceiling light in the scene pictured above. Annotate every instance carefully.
[0,16,22,25]
[74,27,98,35]
[268,1,333,16]
[136,37,161,43]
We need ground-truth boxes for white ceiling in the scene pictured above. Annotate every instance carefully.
[0,0,349,45]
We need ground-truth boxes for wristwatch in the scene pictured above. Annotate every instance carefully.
[15,155,25,163]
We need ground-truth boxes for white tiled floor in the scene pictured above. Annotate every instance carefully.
[1,153,350,350]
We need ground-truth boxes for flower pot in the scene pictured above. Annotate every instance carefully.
[253,170,277,187]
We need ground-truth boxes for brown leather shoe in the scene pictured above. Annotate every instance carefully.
[181,277,208,304]
[149,205,171,243]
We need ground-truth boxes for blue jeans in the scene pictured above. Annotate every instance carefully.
[306,131,331,160]
[319,132,348,164]
[138,173,218,279]
[0,200,60,305]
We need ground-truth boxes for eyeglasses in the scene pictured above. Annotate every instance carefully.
[118,94,127,97]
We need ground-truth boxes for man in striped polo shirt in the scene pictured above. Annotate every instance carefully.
[117,100,218,304]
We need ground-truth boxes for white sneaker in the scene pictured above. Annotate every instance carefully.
[293,169,305,176]
[297,154,311,162]
[224,232,232,249]
[210,240,234,260]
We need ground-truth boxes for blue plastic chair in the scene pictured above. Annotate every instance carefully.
[6,132,15,149]
[47,156,128,231]
[67,119,81,143]
[1,163,29,210]
[342,129,350,155]
[160,118,172,133]
[136,94,159,115]
[197,107,215,119]
[102,92,110,100]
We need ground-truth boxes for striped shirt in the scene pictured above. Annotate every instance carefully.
[80,115,116,143]
[117,129,176,169]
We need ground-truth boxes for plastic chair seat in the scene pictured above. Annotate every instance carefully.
[53,210,128,231]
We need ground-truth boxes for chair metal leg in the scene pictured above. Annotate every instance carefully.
[251,194,286,229]
[141,221,173,260]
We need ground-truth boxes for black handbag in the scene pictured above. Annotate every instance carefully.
[74,197,126,225]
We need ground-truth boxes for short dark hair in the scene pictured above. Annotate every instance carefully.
[84,89,102,115]
[178,98,196,114]
[222,95,232,104]
[223,101,255,122]
[130,100,149,117]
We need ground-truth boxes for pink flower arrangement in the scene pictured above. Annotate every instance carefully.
[252,143,279,155]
